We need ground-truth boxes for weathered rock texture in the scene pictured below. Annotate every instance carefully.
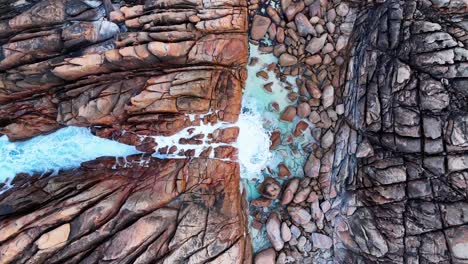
[2,0,468,262]
[0,0,252,263]
[0,156,252,263]
[0,0,248,154]
[247,0,468,263]
[333,1,468,263]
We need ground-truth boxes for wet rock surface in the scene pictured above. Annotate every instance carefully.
[333,1,468,263]
[0,0,252,263]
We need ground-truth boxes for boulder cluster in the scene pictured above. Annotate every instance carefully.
[248,0,355,262]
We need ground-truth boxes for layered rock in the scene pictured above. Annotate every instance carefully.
[0,156,252,263]
[0,0,252,263]
[247,0,468,263]
[0,0,248,154]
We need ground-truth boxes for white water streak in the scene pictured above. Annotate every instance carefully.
[0,126,140,187]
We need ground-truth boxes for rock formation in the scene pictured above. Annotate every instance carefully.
[335,1,468,263]
[1,0,468,263]
[0,0,252,263]
[0,0,248,155]
[0,156,251,263]
[247,0,468,263]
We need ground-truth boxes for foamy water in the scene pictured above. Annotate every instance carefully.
[0,126,141,187]
[244,45,314,179]
[0,108,272,186]
[236,100,273,181]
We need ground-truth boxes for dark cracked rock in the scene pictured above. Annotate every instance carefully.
[245,0,468,263]
[333,1,468,263]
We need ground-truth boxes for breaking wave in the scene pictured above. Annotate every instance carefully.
[236,98,273,181]
[0,127,140,186]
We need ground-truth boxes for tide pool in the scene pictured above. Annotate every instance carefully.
[244,45,314,181]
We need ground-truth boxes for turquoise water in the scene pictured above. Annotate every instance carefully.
[243,45,315,252]
[245,45,314,180]
[0,126,141,187]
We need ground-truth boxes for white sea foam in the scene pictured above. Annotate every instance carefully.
[235,99,273,181]
[0,126,140,186]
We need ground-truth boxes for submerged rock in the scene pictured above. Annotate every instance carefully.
[278,163,291,177]
[258,177,282,200]
[270,130,282,150]
[251,197,273,207]
[280,106,297,122]
[293,121,309,137]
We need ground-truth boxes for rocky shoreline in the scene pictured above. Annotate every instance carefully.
[0,156,252,263]
[247,0,355,262]
[247,0,468,263]
[0,0,468,263]
[0,0,254,262]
